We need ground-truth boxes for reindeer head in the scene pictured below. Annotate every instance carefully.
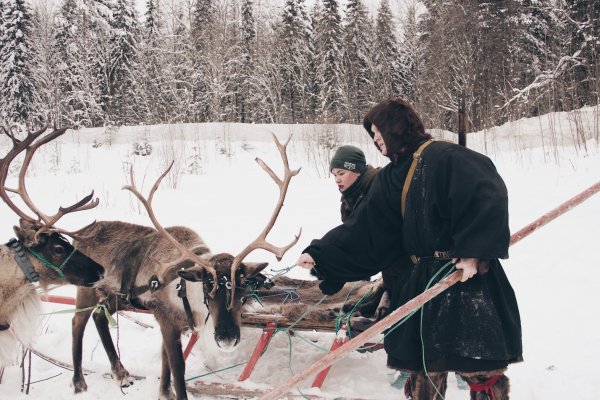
[1,125,104,287]
[12,219,104,287]
[178,253,269,349]
[125,133,300,350]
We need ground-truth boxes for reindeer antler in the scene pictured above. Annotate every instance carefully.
[0,124,99,243]
[122,163,219,298]
[228,133,302,309]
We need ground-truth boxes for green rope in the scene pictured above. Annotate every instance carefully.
[185,361,247,381]
[327,281,376,341]
[42,303,118,328]
[26,247,77,278]
[268,264,297,278]
[357,261,456,352]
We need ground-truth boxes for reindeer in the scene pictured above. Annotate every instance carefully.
[0,125,104,366]
[69,134,301,400]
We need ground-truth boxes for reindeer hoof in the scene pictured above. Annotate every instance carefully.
[115,374,134,388]
[72,378,88,393]
[158,390,176,400]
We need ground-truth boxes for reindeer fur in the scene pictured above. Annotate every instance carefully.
[0,232,103,366]
[246,275,385,324]
[0,250,42,365]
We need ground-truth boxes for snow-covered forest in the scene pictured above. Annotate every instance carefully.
[0,0,598,132]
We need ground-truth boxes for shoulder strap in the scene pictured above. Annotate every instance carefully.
[401,139,434,217]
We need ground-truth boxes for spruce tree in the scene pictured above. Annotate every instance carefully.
[29,4,60,123]
[0,0,37,124]
[318,0,343,121]
[373,0,401,102]
[279,0,309,122]
[397,2,421,104]
[110,0,140,125]
[138,0,169,123]
[342,0,372,122]
[239,0,256,122]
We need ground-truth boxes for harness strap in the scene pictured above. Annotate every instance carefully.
[6,238,40,283]
[26,245,76,279]
[401,140,434,264]
[468,374,502,399]
[177,279,196,330]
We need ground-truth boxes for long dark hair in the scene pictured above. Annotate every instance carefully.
[363,98,431,162]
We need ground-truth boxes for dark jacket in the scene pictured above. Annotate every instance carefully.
[338,165,412,295]
[305,140,522,372]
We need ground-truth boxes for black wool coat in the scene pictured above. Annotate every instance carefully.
[338,164,413,296]
[305,140,522,372]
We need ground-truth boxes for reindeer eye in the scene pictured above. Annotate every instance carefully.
[53,244,66,255]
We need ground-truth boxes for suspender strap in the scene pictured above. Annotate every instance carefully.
[401,140,434,265]
[401,139,434,217]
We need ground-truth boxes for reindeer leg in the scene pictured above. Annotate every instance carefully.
[72,288,94,393]
[159,322,187,400]
[91,298,133,388]
[159,341,175,400]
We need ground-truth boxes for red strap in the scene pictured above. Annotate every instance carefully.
[468,374,501,399]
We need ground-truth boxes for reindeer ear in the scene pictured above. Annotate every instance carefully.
[177,266,208,282]
[241,262,269,279]
[13,225,37,247]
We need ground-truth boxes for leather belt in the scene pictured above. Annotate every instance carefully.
[410,250,454,265]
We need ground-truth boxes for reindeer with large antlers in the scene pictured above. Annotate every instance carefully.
[0,125,104,366]
[70,134,300,400]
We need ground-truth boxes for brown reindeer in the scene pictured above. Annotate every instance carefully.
[70,134,301,400]
[0,125,104,366]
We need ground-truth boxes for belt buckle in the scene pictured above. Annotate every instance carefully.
[433,250,452,260]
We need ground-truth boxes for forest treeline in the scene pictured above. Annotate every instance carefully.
[0,0,598,132]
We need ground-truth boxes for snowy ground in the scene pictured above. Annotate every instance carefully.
[1,107,599,399]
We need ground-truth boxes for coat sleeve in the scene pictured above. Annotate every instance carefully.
[303,168,407,281]
[441,147,510,259]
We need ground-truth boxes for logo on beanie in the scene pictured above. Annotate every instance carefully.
[343,162,356,171]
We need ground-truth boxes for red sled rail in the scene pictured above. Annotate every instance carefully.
[260,180,600,400]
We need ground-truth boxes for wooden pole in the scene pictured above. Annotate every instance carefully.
[510,180,600,246]
[260,179,600,400]
[458,94,467,147]
[259,270,463,400]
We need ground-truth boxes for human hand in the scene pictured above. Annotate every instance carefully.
[453,258,478,282]
[297,253,315,269]
[375,290,391,320]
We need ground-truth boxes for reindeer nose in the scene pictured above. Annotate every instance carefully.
[214,330,240,350]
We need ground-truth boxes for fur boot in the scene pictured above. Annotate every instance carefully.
[404,371,448,400]
[457,369,510,400]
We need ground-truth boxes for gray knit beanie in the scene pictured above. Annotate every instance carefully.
[329,145,367,174]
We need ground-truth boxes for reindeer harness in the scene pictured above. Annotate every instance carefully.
[6,238,40,283]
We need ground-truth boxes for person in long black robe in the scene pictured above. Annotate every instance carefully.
[297,98,522,400]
